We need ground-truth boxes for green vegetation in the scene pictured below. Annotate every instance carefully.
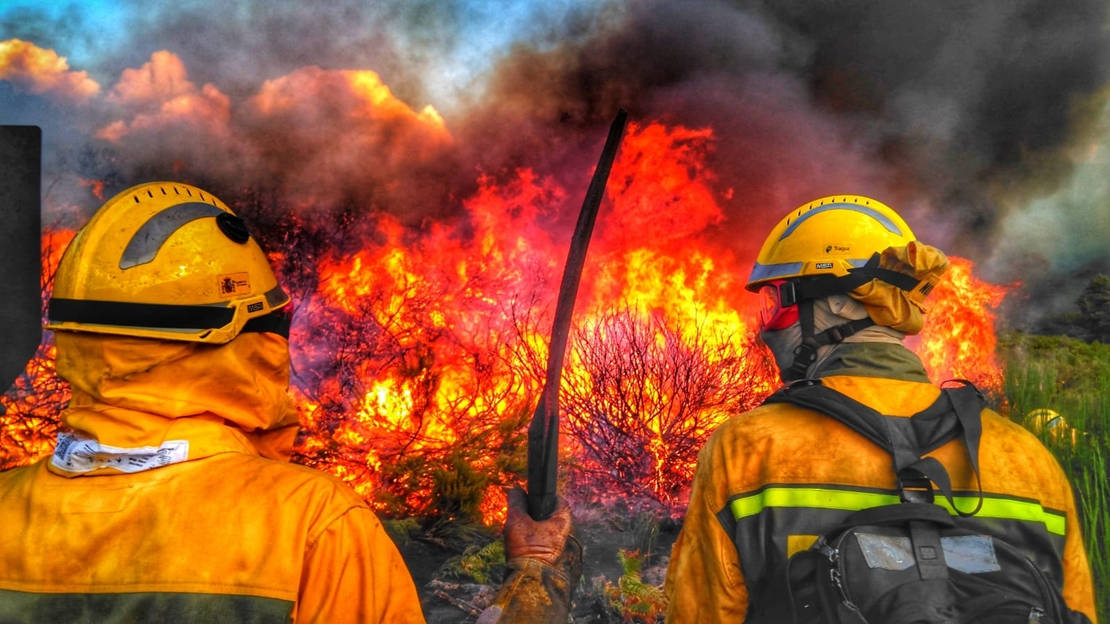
[599,549,668,624]
[381,517,421,547]
[1000,331,1110,619]
[437,539,506,585]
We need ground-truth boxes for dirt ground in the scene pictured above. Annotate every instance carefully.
[398,510,682,623]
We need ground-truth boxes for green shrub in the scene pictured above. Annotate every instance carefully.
[601,549,667,624]
[1001,332,1110,620]
[437,539,506,585]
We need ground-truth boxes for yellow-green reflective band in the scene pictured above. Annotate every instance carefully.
[935,496,1067,536]
[730,487,1066,536]
[730,488,900,519]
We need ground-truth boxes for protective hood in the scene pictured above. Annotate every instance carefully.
[47,330,299,477]
[850,241,949,334]
[760,295,904,380]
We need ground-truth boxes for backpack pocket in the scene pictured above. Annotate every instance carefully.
[786,507,1081,624]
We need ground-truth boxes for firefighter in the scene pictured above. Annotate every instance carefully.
[663,195,1097,622]
[0,182,577,623]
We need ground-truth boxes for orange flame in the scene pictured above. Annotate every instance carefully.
[0,228,76,469]
[908,257,1012,395]
[78,177,106,200]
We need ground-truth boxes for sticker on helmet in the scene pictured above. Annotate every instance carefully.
[816,262,833,269]
[218,272,251,297]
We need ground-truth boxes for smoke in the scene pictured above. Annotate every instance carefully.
[458,0,1110,316]
[989,115,1110,326]
[3,0,1110,325]
[743,0,1110,318]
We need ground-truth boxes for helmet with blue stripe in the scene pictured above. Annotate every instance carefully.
[746,195,917,291]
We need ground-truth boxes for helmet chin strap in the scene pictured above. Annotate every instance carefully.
[783,299,876,382]
[780,252,924,382]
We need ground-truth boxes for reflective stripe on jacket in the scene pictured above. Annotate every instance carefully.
[663,346,1097,623]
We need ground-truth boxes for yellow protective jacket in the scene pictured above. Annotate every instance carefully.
[664,343,1097,623]
[0,331,425,624]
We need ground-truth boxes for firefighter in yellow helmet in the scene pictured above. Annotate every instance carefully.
[1026,408,1080,447]
[664,196,1097,622]
[0,182,578,623]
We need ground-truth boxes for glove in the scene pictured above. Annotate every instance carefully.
[476,487,583,624]
[503,486,576,564]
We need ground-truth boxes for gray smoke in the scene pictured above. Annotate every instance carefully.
[4,0,1110,326]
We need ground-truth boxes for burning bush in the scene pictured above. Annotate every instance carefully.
[2,220,1011,526]
[0,229,73,471]
[562,309,772,513]
[264,208,548,525]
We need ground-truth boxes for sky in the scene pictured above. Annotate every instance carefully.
[3,0,1110,326]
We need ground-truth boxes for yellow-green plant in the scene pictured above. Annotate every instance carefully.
[602,549,667,624]
[438,539,505,585]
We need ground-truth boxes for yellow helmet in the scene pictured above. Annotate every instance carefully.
[1025,409,1065,434]
[746,195,917,291]
[47,182,290,344]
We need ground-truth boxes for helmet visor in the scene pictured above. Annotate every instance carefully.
[757,280,799,332]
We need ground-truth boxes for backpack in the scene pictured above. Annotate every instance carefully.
[762,380,1091,624]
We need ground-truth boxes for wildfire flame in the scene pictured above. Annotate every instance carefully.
[2,121,1012,524]
[908,257,1012,395]
[0,228,75,469]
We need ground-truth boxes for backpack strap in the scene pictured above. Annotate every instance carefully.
[943,380,986,516]
[828,501,955,533]
[763,379,986,516]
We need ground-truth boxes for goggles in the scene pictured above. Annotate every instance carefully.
[757,279,799,332]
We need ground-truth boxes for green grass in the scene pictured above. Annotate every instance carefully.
[1000,332,1110,620]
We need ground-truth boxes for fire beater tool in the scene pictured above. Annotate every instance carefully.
[526,109,628,521]
[0,126,43,404]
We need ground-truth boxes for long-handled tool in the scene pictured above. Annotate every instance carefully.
[526,109,628,521]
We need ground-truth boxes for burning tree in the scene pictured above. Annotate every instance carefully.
[290,281,538,524]
[257,194,558,526]
[561,309,773,513]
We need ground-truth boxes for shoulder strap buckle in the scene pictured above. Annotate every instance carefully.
[898,471,935,504]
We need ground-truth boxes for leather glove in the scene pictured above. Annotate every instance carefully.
[503,486,575,564]
[476,487,582,624]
